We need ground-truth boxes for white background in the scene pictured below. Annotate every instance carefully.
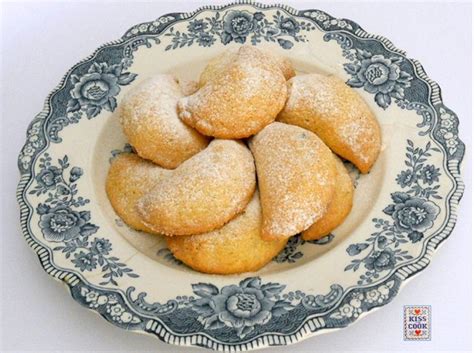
[0,1,471,352]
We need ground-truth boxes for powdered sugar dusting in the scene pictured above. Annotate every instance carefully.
[239,65,274,100]
[250,122,336,239]
[165,191,287,274]
[279,73,381,172]
[106,153,171,233]
[172,191,261,252]
[178,79,199,96]
[112,154,171,206]
[285,75,339,115]
[178,46,288,138]
[120,74,208,168]
[137,139,256,236]
[337,119,375,163]
[121,75,185,137]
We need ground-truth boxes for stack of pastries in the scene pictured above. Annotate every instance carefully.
[106,45,381,275]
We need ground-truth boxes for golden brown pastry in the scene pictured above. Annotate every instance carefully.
[178,79,200,96]
[178,46,288,139]
[167,192,287,274]
[120,74,209,169]
[268,50,296,81]
[106,153,171,233]
[249,122,336,241]
[277,73,381,173]
[137,139,256,236]
[198,46,295,87]
[302,155,354,240]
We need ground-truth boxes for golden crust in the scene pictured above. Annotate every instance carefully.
[198,46,295,87]
[198,49,239,87]
[277,73,381,173]
[137,139,256,236]
[178,46,288,139]
[166,192,287,274]
[178,79,200,96]
[120,74,209,169]
[262,49,295,81]
[302,155,354,240]
[250,122,336,241]
[105,153,171,234]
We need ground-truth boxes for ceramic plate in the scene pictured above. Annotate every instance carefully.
[17,2,465,351]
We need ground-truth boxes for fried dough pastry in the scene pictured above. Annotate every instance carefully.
[178,46,288,139]
[250,122,336,241]
[167,192,287,274]
[106,153,171,233]
[137,139,256,236]
[277,73,381,173]
[302,155,354,240]
[120,74,209,169]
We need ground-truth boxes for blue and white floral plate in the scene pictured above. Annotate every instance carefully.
[17,2,465,351]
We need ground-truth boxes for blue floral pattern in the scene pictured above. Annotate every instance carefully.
[32,154,138,285]
[80,287,141,324]
[273,234,335,263]
[156,248,183,266]
[16,4,464,350]
[39,59,137,145]
[343,49,413,109]
[121,275,397,341]
[395,140,442,199]
[436,107,460,155]
[302,10,354,30]
[109,143,134,163]
[164,10,315,50]
[39,205,93,242]
[345,140,441,284]
[329,281,394,320]
[191,277,295,338]
[67,62,137,118]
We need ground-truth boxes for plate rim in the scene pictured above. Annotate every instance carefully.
[16,1,465,351]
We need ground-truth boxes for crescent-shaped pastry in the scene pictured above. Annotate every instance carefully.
[277,73,381,173]
[302,155,354,240]
[199,46,295,87]
[120,74,209,169]
[249,122,336,240]
[178,46,288,139]
[137,139,256,236]
[106,153,171,233]
[167,192,287,274]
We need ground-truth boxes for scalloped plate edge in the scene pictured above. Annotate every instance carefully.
[16,1,465,351]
